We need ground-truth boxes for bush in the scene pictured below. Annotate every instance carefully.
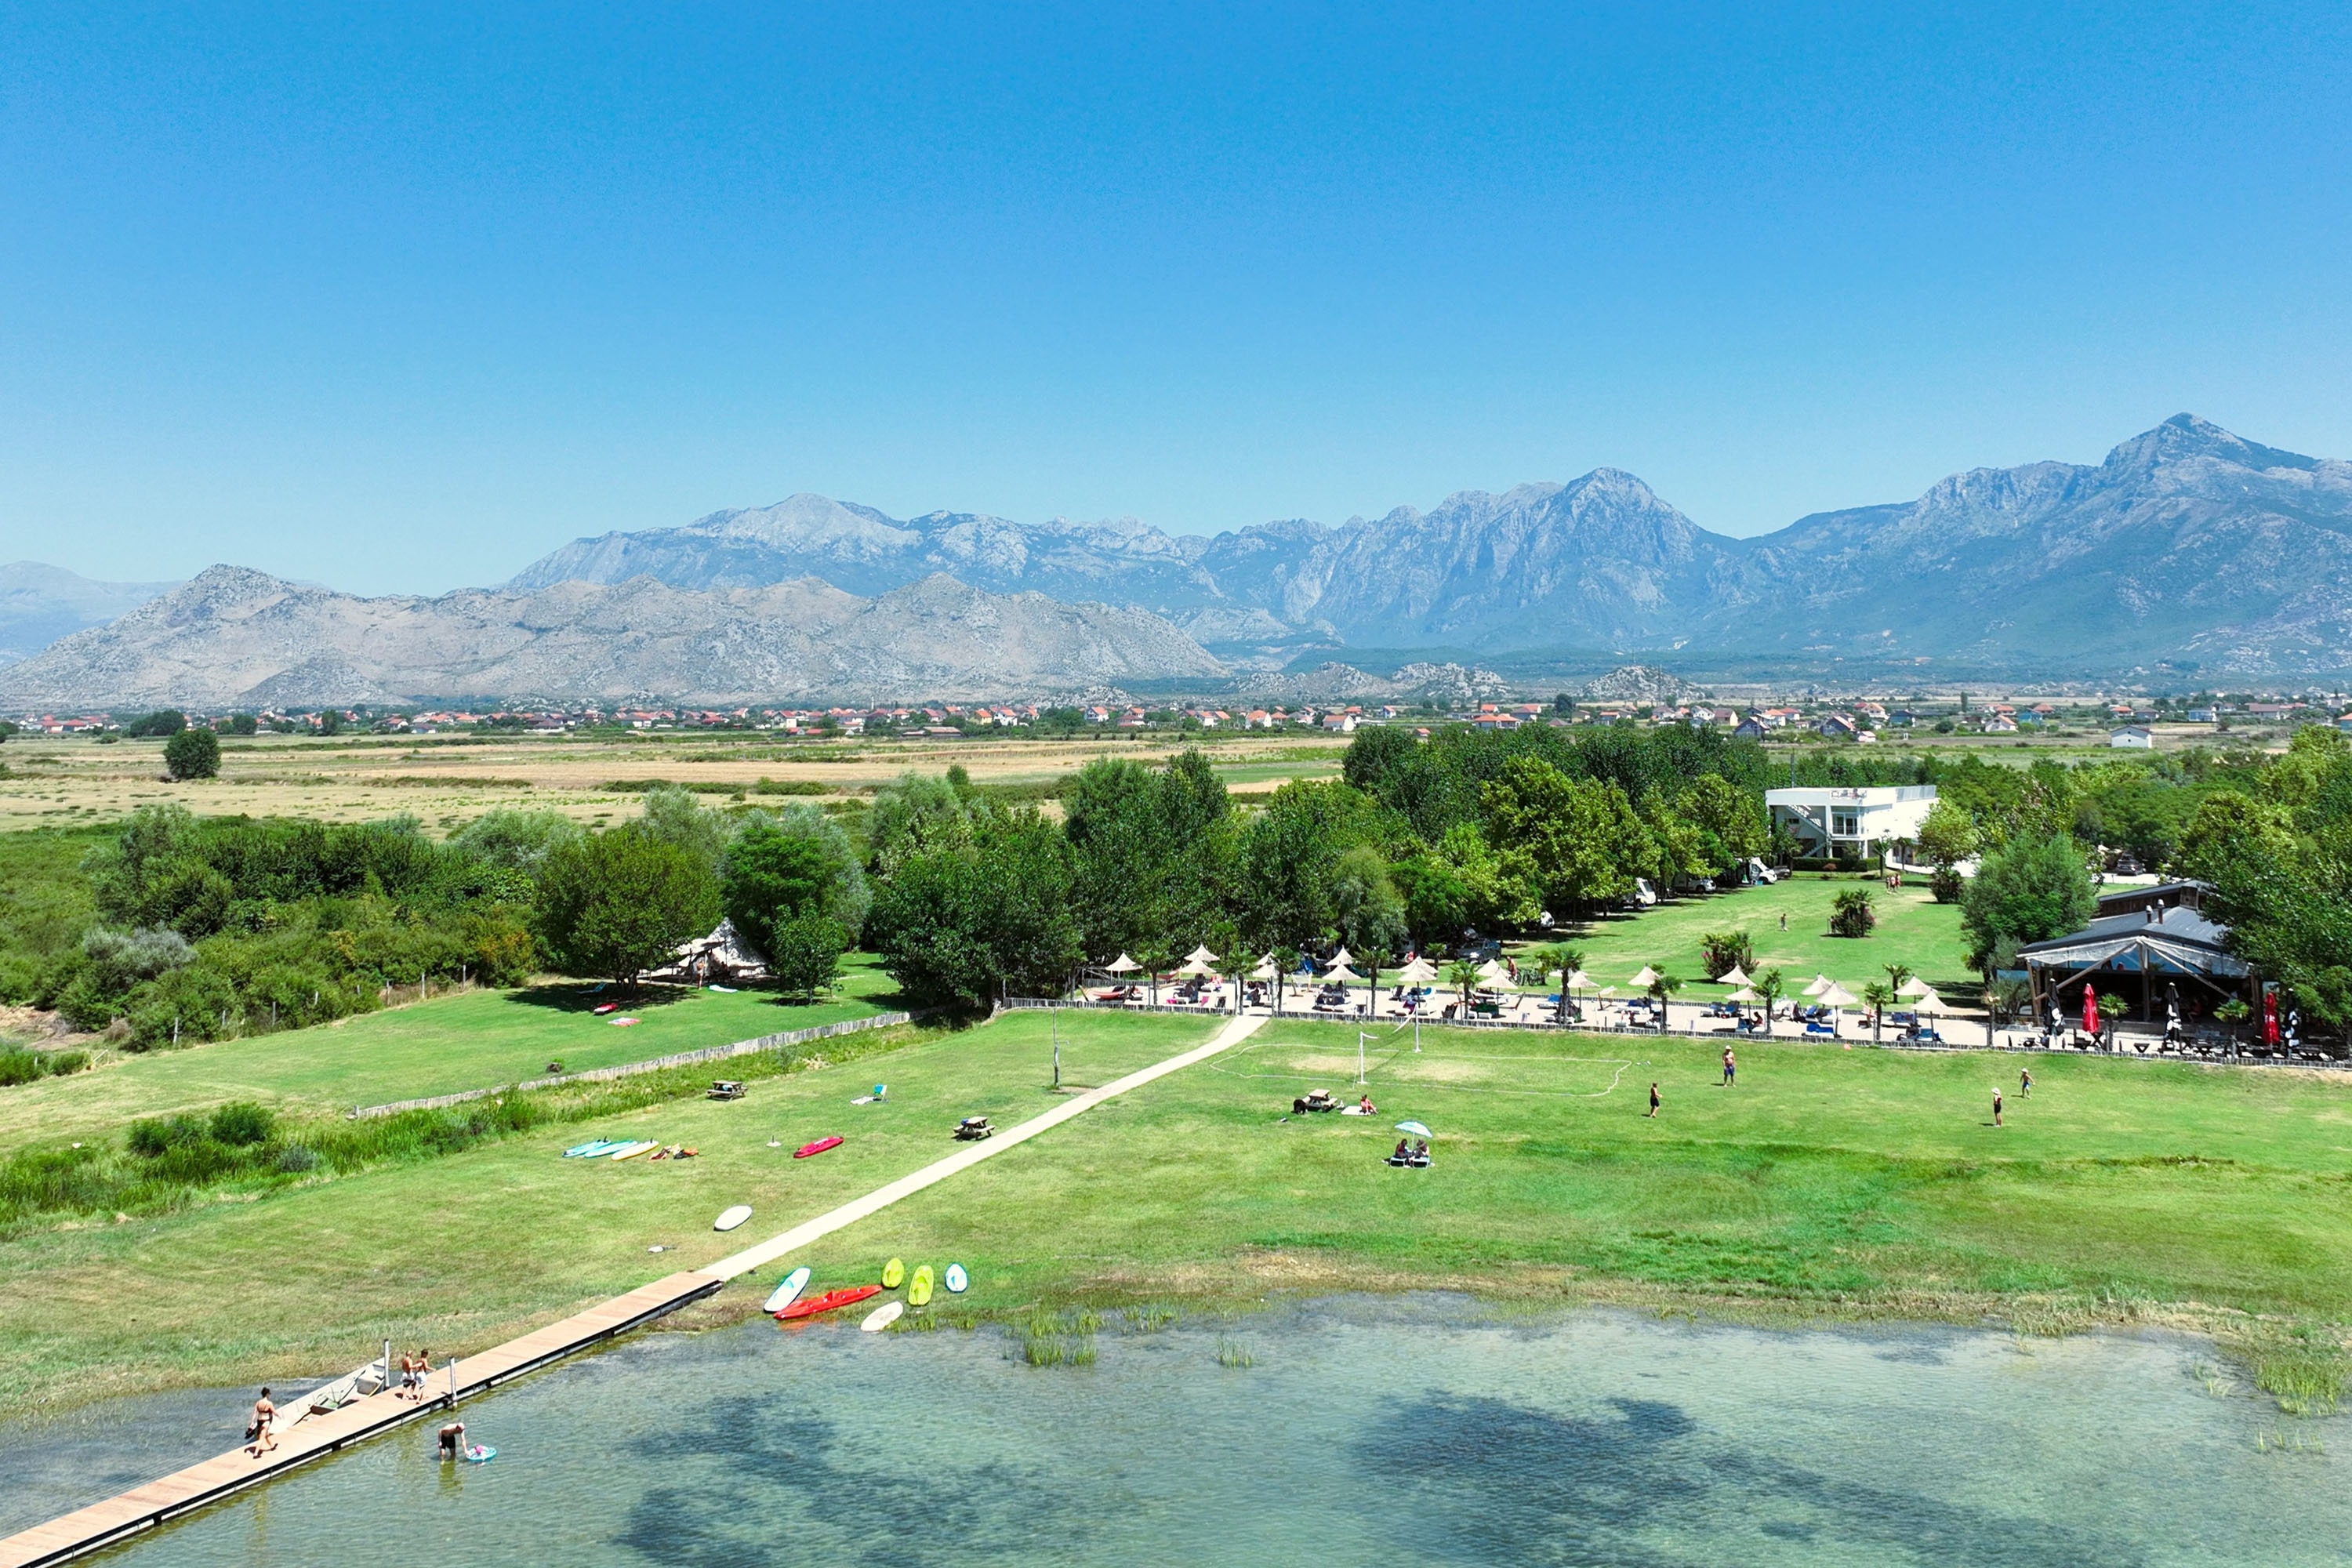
[0,1051,41,1087]
[44,1049,89,1076]
[1929,866,1965,904]
[209,1102,275,1146]
[770,913,848,1002]
[1829,888,1877,938]
[274,1143,318,1173]
[164,728,221,780]
[1699,931,1756,980]
[127,1113,206,1157]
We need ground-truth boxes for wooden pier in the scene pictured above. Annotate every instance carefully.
[0,1269,722,1568]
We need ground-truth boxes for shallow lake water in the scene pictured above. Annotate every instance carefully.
[16,1297,2349,1566]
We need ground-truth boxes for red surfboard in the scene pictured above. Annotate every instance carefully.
[793,1135,844,1160]
[775,1283,881,1321]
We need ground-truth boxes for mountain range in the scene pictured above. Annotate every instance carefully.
[506,415,2352,678]
[3,414,2347,708]
[0,563,178,669]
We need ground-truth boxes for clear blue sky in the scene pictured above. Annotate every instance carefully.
[5,2,2350,592]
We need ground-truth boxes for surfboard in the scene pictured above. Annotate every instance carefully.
[907,1264,934,1306]
[793,1135,843,1159]
[609,1140,660,1160]
[860,1301,904,1333]
[713,1204,753,1232]
[762,1265,811,1314]
[564,1139,621,1158]
[943,1262,968,1294]
[881,1256,905,1289]
[776,1283,880,1321]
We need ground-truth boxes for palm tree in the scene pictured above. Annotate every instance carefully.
[1136,941,1174,1008]
[1646,967,1681,1033]
[1755,967,1785,1039]
[1216,933,1253,1016]
[1363,945,1395,1021]
[1883,961,1913,996]
[1861,979,1895,1043]
[1447,958,1479,1017]
[1272,945,1301,1016]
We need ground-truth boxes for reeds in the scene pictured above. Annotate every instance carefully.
[1011,1308,1098,1368]
[1214,1336,1254,1369]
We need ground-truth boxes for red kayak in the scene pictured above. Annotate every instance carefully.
[775,1283,880,1322]
[793,1135,844,1160]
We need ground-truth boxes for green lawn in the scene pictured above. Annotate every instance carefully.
[1513,873,1977,1000]
[5,1006,2352,1417]
[0,959,902,1158]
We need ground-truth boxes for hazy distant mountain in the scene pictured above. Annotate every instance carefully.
[0,562,178,668]
[506,416,2352,676]
[0,567,1225,709]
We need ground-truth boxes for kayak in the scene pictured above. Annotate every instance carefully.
[714,1204,753,1232]
[860,1301,904,1334]
[793,1136,843,1160]
[762,1265,811,1314]
[776,1284,881,1322]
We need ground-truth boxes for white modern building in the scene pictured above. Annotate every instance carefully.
[2110,726,2155,749]
[1765,786,1938,857]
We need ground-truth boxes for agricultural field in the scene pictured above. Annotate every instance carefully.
[5,1003,2349,1419]
[0,730,1350,832]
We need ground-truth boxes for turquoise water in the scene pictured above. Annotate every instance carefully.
[24,1299,2351,1566]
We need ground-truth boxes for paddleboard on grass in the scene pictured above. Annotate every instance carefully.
[908,1264,934,1306]
[881,1257,905,1289]
[792,1135,843,1160]
[763,1265,811,1314]
[714,1204,753,1232]
[860,1301,904,1333]
[776,1284,880,1322]
[944,1263,969,1294]
[564,1139,621,1158]
[608,1141,660,1161]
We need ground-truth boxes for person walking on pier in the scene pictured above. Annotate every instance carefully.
[247,1389,278,1457]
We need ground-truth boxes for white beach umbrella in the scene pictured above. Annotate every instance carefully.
[1327,946,1356,970]
[1249,956,1280,981]
[1726,986,1761,1004]
[1396,957,1438,985]
[1911,987,1951,1014]
[1177,956,1216,978]
[1185,945,1218,966]
[1562,968,1595,991]
[1802,974,1832,997]
[1818,984,1859,1008]
[1716,964,1752,988]
[1897,975,1935,998]
[1105,953,1139,975]
[1475,959,1510,985]
[1324,964,1363,985]
[1628,965,1661,988]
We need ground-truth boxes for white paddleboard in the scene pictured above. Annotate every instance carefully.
[859,1300,904,1333]
[714,1204,753,1232]
[763,1265,811,1314]
[943,1262,968,1294]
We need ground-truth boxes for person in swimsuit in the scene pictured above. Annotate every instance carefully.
[1722,1047,1736,1087]
[1992,1088,2004,1127]
[1647,1082,1661,1118]
[248,1389,277,1456]
[2019,1066,2032,1098]
[438,1421,466,1461]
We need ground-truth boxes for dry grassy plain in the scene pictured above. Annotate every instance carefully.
[0,730,1350,832]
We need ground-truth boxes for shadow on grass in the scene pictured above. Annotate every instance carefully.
[502,982,704,1014]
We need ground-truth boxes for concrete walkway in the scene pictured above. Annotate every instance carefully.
[1,1010,1263,1568]
[710,1010,1264,1278]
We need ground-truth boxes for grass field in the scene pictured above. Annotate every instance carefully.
[1517,873,1979,1001]
[5,1002,2351,1419]
[0,960,902,1158]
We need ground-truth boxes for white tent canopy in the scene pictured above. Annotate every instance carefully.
[1105,953,1140,975]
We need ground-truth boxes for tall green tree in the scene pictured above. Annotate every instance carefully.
[865,811,1080,1006]
[534,828,722,985]
[163,728,220,781]
[1479,756,1650,915]
[720,807,868,961]
[1958,833,2096,977]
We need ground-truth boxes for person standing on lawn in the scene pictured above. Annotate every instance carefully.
[1647,1082,1661,1118]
